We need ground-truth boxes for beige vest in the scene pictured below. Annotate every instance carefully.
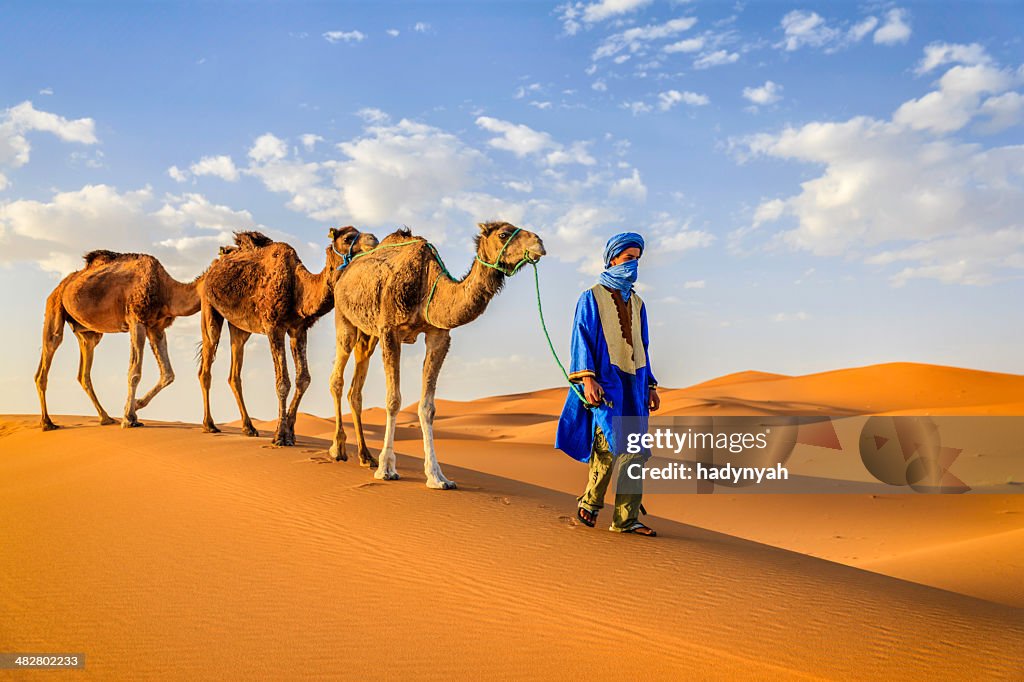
[590,284,646,376]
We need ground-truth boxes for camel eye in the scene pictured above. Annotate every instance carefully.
[498,232,510,240]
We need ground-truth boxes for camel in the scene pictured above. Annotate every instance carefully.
[35,250,203,430]
[328,221,546,488]
[199,226,378,446]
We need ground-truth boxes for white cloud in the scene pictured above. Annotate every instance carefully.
[476,116,556,157]
[323,30,366,43]
[778,10,837,51]
[693,50,739,69]
[663,37,704,53]
[167,165,189,183]
[0,184,255,276]
[593,17,698,61]
[475,116,595,167]
[505,180,533,193]
[847,16,878,43]
[356,107,390,124]
[874,9,911,45]
[300,133,325,150]
[584,0,652,23]
[743,80,783,106]
[916,42,992,74]
[514,83,542,99]
[777,9,907,53]
[658,89,709,110]
[530,101,553,110]
[331,119,485,227]
[248,133,289,163]
[592,79,608,92]
[978,91,1024,133]
[38,87,54,96]
[893,63,1015,134]
[0,102,98,189]
[609,168,647,202]
[189,154,239,182]
[558,0,655,35]
[622,100,652,115]
[386,29,400,37]
[683,280,705,289]
[733,51,1024,286]
[545,141,596,167]
[413,22,430,33]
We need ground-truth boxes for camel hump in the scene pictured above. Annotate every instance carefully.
[381,227,423,245]
[233,230,274,249]
[82,249,145,267]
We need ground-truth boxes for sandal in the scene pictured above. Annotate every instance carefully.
[620,521,657,537]
[576,506,598,528]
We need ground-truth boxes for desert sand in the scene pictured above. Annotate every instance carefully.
[2,362,1023,679]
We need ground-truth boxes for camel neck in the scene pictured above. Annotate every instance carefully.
[168,274,202,318]
[295,262,335,320]
[427,254,505,329]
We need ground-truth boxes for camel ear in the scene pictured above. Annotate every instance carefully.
[477,222,493,234]
[328,227,340,240]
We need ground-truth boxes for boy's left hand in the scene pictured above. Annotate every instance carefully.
[649,387,660,412]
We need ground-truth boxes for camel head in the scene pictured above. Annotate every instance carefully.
[327,226,379,272]
[475,221,546,276]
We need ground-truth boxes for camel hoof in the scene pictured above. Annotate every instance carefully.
[41,422,60,432]
[427,479,457,490]
[243,426,259,438]
[359,454,378,468]
[99,416,117,426]
[329,444,348,462]
[203,424,221,434]
[121,419,144,429]
[272,435,294,447]
[374,470,400,481]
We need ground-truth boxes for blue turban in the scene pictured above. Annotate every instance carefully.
[603,232,645,268]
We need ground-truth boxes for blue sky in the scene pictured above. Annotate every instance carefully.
[2,1,1023,422]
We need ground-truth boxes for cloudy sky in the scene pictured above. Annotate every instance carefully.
[2,1,1022,423]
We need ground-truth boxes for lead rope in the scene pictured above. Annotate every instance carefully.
[529,262,590,407]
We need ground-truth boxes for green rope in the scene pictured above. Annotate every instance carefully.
[529,262,589,406]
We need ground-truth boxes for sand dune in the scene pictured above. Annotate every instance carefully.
[2,415,1022,680]
[3,362,1023,678]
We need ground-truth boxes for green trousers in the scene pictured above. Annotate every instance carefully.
[577,427,645,531]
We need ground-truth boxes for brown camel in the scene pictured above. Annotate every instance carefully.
[328,221,545,488]
[199,226,378,446]
[35,250,203,430]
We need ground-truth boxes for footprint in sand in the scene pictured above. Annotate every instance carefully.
[492,496,511,505]
[558,515,579,527]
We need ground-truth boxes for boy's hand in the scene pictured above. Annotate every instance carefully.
[649,387,660,412]
[582,376,604,407]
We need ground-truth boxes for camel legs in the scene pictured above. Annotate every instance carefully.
[420,329,454,489]
[328,319,356,462]
[374,330,402,480]
[134,328,174,412]
[283,328,310,445]
[73,328,116,426]
[199,303,224,433]
[35,305,66,431]
[349,333,379,467]
[226,323,258,437]
[121,321,146,428]
[268,328,293,447]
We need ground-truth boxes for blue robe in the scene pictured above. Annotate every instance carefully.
[555,284,657,462]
